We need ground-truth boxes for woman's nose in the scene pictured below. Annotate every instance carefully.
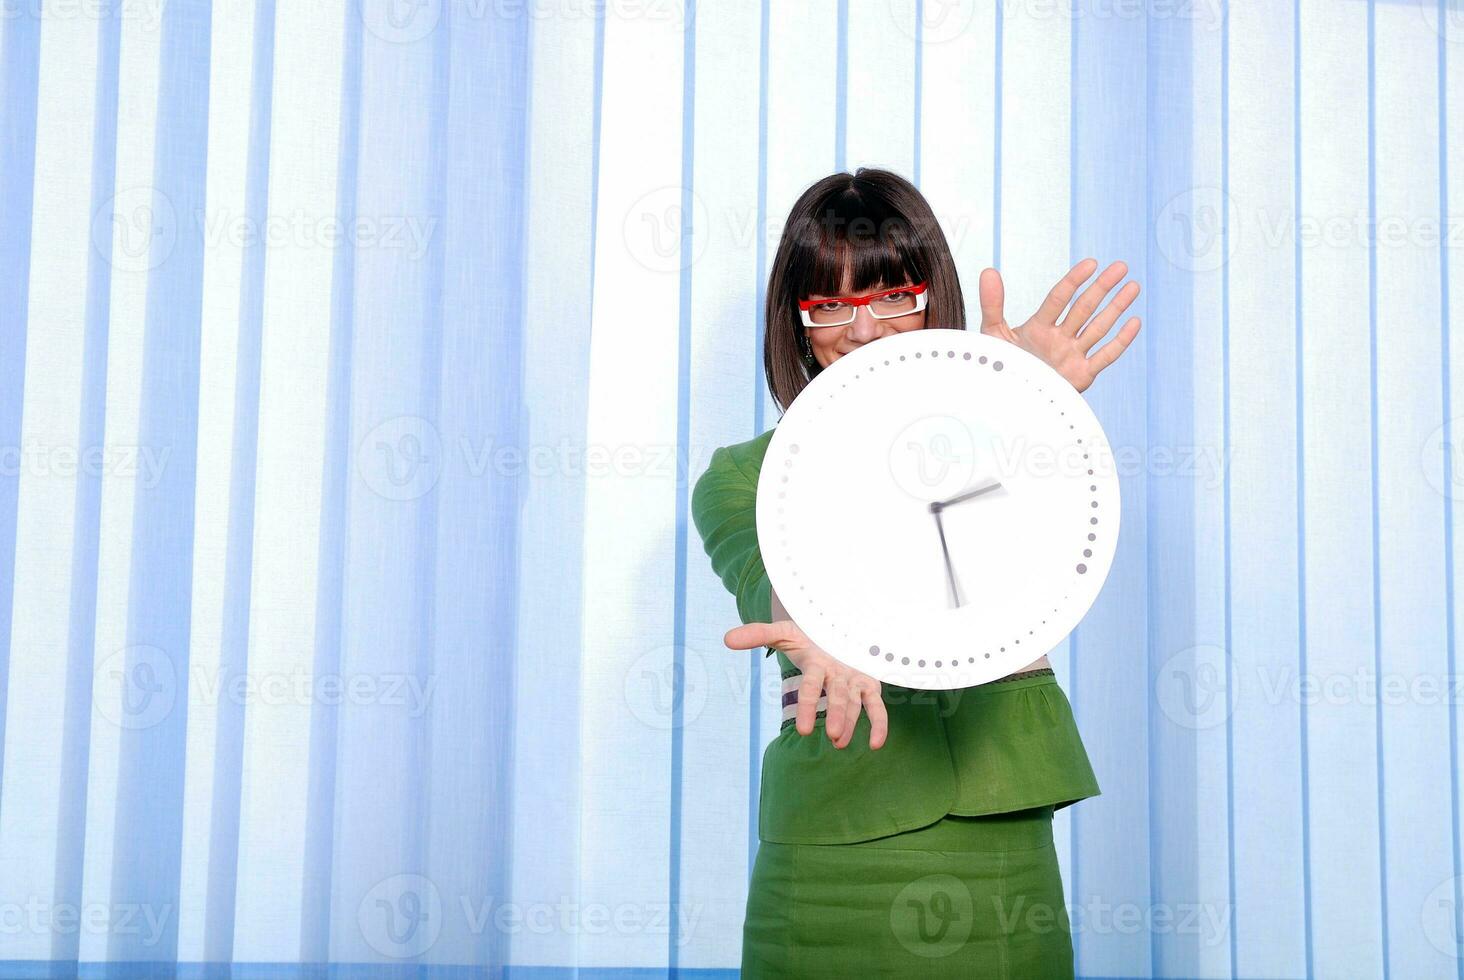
[846,306,883,340]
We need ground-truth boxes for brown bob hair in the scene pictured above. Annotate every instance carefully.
[764,167,967,413]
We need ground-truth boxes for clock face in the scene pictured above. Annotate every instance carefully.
[755,327,1119,690]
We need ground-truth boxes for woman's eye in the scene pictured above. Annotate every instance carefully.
[815,301,847,312]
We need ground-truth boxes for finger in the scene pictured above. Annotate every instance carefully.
[1076,280,1141,353]
[834,680,865,749]
[862,683,889,750]
[824,674,851,743]
[976,267,1006,333]
[1085,316,1141,377]
[723,620,793,653]
[1056,260,1127,335]
[795,666,827,737]
[1030,257,1098,327]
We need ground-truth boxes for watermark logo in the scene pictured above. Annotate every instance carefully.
[1155,643,1236,730]
[359,873,443,958]
[625,644,711,730]
[890,873,975,959]
[888,414,990,503]
[95,644,179,730]
[622,185,709,274]
[891,0,978,45]
[362,0,443,44]
[1155,185,1240,274]
[1421,416,1464,501]
[1421,875,1464,960]
[357,415,444,502]
[1417,0,1464,44]
[93,186,178,274]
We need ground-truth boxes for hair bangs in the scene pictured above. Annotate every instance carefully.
[797,198,924,299]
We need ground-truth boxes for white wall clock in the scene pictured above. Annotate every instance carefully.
[755,327,1119,690]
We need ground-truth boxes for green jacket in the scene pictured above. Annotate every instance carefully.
[691,425,1101,845]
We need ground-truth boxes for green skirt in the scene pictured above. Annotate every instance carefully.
[741,805,1073,978]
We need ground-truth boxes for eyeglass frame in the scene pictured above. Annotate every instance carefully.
[796,281,930,328]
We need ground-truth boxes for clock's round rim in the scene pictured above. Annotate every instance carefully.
[755,327,1120,690]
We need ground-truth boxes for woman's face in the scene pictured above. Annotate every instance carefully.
[801,273,927,369]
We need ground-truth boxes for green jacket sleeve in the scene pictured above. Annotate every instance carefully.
[691,441,775,657]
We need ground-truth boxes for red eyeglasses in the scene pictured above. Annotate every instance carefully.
[797,281,929,328]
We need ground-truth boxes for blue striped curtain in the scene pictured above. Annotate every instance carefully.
[0,1,1458,977]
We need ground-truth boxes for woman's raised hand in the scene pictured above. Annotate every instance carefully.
[976,258,1141,393]
[723,619,889,751]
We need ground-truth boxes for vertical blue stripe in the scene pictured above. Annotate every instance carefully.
[328,0,447,957]
[668,0,697,968]
[107,0,214,965]
[835,0,847,171]
[1142,9,1201,974]
[383,0,453,959]
[750,0,771,883]
[440,0,533,966]
[412,0,454,895]
[52,0,123,968]
[0,0,42,825]
[1364,1,1391,973]
[1138,0,1154,966]
[1065,0,1079,960]
[1220,2,1238,976]
[462,0,532,960]
[300,0,364,959]
[1068,4,1152,972]
[588,0,605,316]
[912,0,922,186]
[991,1,1002,270]
[1441,4,1464,977]
[1292,1,1315,976]
[203,0,276,962]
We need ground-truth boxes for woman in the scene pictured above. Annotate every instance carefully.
[690,168,1140,977]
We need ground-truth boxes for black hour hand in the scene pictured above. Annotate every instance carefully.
[929,478,1003,513]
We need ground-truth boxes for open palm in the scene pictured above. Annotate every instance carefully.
[977,258,1141,394]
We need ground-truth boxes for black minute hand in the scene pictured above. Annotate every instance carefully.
[931,507,964,609]
[927,478,1001,610]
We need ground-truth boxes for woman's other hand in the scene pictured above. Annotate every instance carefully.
[722,619,889,751]
[976,258,1141,393]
